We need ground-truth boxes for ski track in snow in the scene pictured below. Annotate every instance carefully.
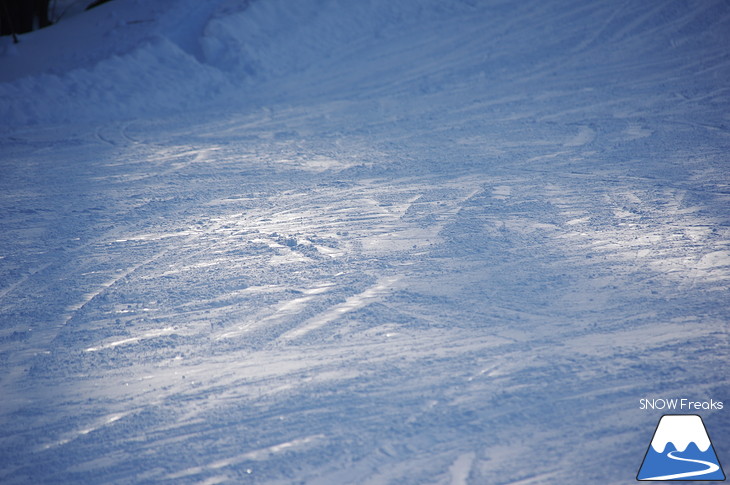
[1,0,729,483]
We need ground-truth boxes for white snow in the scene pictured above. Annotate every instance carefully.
[1,0,729,483]
[650,415,711,453]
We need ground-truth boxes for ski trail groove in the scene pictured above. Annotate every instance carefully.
[279,275,402,342]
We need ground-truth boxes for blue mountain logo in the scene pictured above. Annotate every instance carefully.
[637,414,725,481]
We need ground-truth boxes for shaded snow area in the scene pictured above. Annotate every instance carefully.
[1,0,729,483]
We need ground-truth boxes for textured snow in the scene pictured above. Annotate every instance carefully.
[1,0,729,483]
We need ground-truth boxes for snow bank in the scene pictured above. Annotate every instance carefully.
[0,35,230,125]
[0,0,236,126]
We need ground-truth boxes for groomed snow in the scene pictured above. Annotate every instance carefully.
[1,0,729,483]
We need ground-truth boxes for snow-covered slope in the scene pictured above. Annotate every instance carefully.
[1,0,729,483]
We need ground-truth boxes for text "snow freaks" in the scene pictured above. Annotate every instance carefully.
[640,399,724,411]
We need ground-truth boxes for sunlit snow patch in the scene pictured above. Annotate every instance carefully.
[85,327,176,352]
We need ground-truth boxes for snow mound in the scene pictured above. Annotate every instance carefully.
[0,35,229,125]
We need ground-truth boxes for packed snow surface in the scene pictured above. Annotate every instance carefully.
[1,0,729,483]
